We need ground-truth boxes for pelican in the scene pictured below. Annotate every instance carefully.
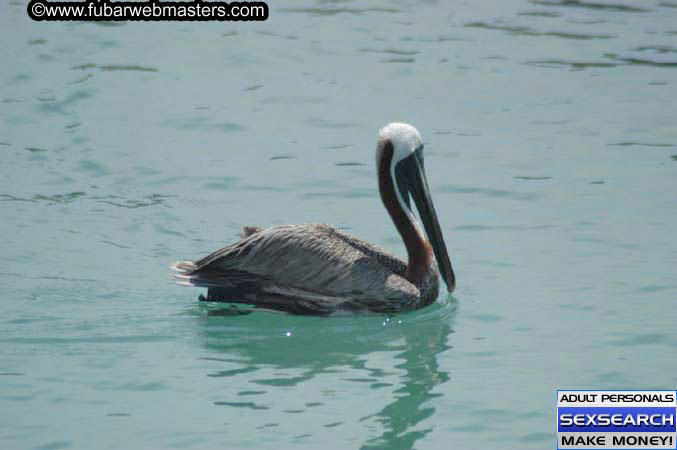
[171,123,455,315]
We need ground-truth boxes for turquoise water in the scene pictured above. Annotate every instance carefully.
[1,0,677,448]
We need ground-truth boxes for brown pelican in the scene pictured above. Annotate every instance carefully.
[171,123,455,315]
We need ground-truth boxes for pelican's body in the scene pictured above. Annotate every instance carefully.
[172,123,455,315]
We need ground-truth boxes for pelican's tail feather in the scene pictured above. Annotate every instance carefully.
[170,260,197,273]
[172,267,268,306]
[170,260,341,315]
[171,264,257,288]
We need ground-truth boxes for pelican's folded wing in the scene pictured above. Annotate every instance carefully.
[190,224,418,310]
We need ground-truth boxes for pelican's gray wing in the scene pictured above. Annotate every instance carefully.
[173,224,420,313]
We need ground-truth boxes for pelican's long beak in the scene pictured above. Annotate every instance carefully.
[397,153,456,292]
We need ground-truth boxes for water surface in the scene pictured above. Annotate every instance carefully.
[1,0,676,448]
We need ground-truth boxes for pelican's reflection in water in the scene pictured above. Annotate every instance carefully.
[360,308,453,450]
[195,296,457,449]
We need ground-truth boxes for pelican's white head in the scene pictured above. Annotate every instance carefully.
[378,122,423,164]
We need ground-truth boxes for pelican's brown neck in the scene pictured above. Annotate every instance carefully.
[377,140,433,286]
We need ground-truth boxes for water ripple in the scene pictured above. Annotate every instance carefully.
[0,191,86,205]
[606,52,677,67]
[608,333,673,347]
[381,57,416,63]
[529,0,651,13]
[517,10,562,17]
[0,335,173,344]
[94,193,174,209]
[359,48,420,55]
[465,22,616,40]
[439,185,541,201]
[280,7,402,16]
[71,63,158,72]
[525,59,617,69]
[607,142,673,147]
[214,401,269,410]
